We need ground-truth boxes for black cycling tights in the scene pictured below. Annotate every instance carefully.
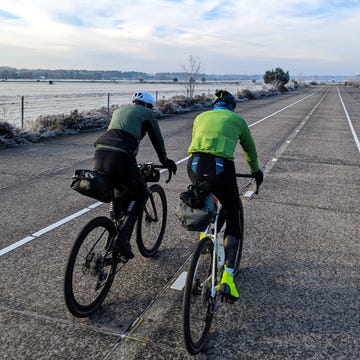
[93,149,148,217]
[187,153,241,240]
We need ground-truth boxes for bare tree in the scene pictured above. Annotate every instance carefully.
[181,55,201,98]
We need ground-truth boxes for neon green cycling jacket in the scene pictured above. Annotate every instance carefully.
[188,109,259,172]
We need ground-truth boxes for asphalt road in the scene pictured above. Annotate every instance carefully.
[1,85,359,360]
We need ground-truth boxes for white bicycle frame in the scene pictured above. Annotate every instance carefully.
[199,196,225,299]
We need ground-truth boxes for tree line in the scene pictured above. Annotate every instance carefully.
[0,66,263,82]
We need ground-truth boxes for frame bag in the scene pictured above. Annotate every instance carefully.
[70,169,114,203]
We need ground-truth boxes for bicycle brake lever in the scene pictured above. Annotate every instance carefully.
[165,169,172,183]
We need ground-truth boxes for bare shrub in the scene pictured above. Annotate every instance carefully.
[27,107,113,134]
[241,89,256,100]
[0,121,39,148]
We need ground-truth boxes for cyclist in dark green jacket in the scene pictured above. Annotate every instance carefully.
[187,90,263,301]
[93,91,177,259]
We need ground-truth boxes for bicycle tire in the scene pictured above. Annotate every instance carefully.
[233,197,244,276]
[136,184,167,257]
[183,237,214,355]
[64,216,117,317]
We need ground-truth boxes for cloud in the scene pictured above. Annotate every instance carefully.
[1,0,360,75]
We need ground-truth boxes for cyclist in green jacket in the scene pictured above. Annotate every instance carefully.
[93,91,177,259]
[187,90,263,301]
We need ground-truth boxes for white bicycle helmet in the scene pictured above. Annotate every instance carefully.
[131,91,155,108]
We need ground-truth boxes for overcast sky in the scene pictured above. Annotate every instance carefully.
[1,0,360,76]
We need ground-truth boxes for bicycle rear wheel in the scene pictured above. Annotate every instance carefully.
[64,216,117,317]
[183,237,214,355]
[136,184,167,257]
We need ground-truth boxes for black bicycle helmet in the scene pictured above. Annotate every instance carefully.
[213,90,237,111]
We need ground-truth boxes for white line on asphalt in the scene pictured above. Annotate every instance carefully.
[337,87,360,152]
[0,236,36,256]
[32,208,92,237]
[248,89,321,128]
[0,208,92,256]
[170,271,188,291]
[244,191,254,197]
[0,90,321,257]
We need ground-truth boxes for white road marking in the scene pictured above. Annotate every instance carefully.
[244,191,254,198]
[170,271,187,291]
[0,90,322,257]
[32,208,92,237]
[0,236,35,256]
[248,89,321,128]
[1,208,92,256]
[337,87,360,152]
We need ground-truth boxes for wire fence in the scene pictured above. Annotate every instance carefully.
[0,81,264,128]
[1,92,166,129]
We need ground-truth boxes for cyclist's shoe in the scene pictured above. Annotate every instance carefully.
[119,240,134,259]
[113,237,134,259]
[216,270,239,303]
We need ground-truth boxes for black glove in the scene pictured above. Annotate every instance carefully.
[251,169,263,193]
[163,158,177,175]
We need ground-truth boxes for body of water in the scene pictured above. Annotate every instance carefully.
[0,80,265,128]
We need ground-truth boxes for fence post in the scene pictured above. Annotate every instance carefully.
[155,91,158,103]
[21,96,24,129]
[107,93,110,121]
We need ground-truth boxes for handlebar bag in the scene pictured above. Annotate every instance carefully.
[70,169,114,203]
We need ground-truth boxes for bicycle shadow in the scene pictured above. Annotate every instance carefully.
[82,245,192,332]
[203,259,360,359]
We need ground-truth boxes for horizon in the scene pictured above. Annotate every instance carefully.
[1,1,360,76]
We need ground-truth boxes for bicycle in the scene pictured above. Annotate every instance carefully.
[64,163,172,318]
[182,173,259,355]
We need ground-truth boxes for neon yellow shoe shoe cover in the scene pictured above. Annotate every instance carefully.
[199,232,206,240]
[215,268,239,301]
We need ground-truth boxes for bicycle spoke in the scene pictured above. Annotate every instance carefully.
[64,216,118,317]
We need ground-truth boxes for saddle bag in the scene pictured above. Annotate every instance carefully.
[175,181,216,231]
[70,169,114,203]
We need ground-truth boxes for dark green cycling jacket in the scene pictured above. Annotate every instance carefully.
[94,104,167,163]
[188,109,259,172]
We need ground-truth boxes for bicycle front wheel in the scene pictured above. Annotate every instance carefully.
[183,237,214,355]
[136,184,167,257]
[64,216,117,317]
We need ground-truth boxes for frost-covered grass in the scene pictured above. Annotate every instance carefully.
[0,88,286,149]
[345,78,360,88]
